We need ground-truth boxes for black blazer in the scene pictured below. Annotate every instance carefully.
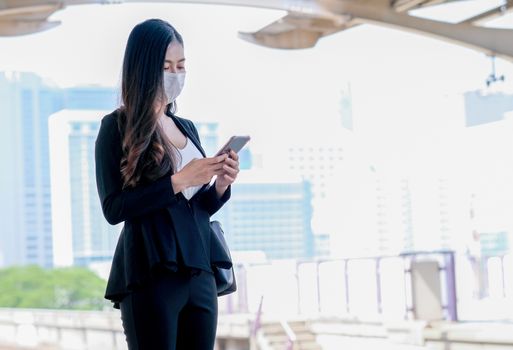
[94,108,232,309]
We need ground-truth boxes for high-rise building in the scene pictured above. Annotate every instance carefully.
[374,177,414,255]
[62,86,118,111]
[319,165,414,258]
[0,71,116,268]
[0,72,62,268]
[323,166,468,258]
[214,171,315,260]
[403,176,468,253]
[286,145,345,201]
[284,135,354,257]
[49,109,119,267]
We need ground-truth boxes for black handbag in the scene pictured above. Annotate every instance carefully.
[209,220,237,296]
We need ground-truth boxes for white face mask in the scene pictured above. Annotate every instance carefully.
[163,71,186,104]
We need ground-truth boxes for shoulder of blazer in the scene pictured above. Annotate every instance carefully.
[100,108,122,137]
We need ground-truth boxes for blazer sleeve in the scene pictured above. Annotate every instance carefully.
[187,120,231,216]
[94,115,181,225]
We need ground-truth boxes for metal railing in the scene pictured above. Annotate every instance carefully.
[219,250,513,322]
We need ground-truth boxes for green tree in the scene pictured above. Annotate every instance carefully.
[0,265,109,310]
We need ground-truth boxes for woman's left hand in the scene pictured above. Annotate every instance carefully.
[215,149,239,189]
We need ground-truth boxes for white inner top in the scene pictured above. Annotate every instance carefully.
[175,136,205,200]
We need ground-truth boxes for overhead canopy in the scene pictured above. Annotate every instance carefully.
[0,0,512,60]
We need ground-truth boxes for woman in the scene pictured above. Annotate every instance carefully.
[94,18,239,349]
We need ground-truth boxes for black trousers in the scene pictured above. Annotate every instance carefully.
[119,265,218,350]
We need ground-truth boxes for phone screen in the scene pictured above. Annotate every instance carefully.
[215,135,250,156]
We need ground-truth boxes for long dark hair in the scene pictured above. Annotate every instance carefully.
[117,18,184,189]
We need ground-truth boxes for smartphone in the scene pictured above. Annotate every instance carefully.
[214,135,251,157]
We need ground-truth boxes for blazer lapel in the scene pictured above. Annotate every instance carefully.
[168,113,206,158]
[166,112,211,197]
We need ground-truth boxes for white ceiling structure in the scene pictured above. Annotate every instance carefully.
[0,0,512,60]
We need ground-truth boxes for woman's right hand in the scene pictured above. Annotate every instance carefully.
[170,153,229,194]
